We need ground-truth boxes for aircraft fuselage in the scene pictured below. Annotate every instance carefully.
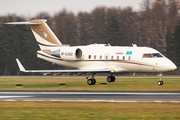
[37,44,176,73]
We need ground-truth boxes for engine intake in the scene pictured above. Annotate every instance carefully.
[75,48,82,59]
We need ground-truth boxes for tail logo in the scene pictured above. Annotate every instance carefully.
[42,31,47,38]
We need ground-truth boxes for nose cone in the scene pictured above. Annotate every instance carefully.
[170,62,177,71]
[166,58,177,71]
[160,58,177,72]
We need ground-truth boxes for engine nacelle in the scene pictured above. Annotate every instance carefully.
[51,47,83,60]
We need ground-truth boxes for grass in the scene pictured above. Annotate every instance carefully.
[0,77,180,91]
[0,102,180,120]
[0,77,180,120]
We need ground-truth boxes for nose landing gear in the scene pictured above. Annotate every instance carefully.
[157,73,163,86]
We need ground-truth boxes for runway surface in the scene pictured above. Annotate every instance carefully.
[0,91,180,102]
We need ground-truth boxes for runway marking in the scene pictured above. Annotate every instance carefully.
[0,96,32,98]
[0,99,180,103]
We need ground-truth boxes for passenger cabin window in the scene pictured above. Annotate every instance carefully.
[111,56,113,60]
[89,55,91,59]
[100,55,102,59]
[94,55,96,59]
[143,53,163,58]
[117,56,119,60]
[128,56,131,60]
[106,56,108,60]
[123,56,125,60]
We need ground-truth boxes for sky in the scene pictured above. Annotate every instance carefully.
[0,0,144,17]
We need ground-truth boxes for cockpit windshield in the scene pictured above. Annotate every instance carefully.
[152,53,163,58]
[143,53,163,58]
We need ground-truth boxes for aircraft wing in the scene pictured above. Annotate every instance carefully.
[16,59,115,73]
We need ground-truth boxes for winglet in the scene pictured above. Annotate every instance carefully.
[16,58,26,72]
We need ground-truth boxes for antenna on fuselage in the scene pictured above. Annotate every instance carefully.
[132,44,137,47]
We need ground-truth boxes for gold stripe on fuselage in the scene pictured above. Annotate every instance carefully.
[37,52,158,68]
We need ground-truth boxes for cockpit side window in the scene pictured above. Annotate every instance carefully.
[152,53,163,58]
[143,53,163,58]
[143,54,153,58]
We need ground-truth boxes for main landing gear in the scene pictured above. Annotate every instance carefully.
[107,75,115,83]
[87,79,96,85]
[86,73,116,85]
[157,73,163,86]
[86,73,96,85]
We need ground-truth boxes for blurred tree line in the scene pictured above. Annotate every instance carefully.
[0,0,180,75]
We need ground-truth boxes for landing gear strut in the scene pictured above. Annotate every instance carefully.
[107,74,115,83]
[157,73,163,86]
[86,73,96,85]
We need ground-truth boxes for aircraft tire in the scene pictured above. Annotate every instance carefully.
[160,81,163,85]
[87,79,93,85]
[92,79,96,85]
[112,76,115,82]
[157,81,163,86]
[107,76,115,82]
[107,76,112,83]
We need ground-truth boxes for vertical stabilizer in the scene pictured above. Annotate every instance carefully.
[29,19,62,50]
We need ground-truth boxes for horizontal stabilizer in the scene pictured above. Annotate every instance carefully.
[5,22,41,25]
[5,19,62,50]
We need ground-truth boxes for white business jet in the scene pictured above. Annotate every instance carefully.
[6,19,177,86]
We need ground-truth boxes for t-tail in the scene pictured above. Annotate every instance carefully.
[6,19,64,50]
